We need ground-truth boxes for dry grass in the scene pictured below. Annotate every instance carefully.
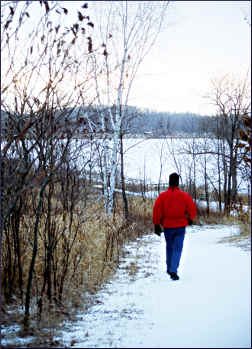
[1,194,154,347]
[2,193,250,347]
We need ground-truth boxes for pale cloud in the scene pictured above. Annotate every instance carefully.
[128,1,251,115]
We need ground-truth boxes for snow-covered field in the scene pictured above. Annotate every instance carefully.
[2,137,249,194]
[79,137,250,195]
[122,138,249,194]
[53,225,250,348]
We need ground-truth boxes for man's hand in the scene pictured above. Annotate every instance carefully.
[154,224,162,236]
[188,218,193,225]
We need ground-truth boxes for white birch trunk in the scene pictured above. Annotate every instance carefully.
[89,1,169,215]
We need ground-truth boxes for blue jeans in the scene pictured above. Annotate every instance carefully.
[164,227,186,274]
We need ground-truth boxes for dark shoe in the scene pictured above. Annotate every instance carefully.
[170,272,179,280]
[167,270,171,275]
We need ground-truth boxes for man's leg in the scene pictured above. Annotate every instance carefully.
[164,228,174,273]
[169,227,186,274]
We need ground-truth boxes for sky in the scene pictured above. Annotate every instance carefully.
[130,1,251,115]
[2,1,250,116]
[62,0,251,116]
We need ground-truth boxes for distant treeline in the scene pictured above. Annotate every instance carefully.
[121,107,214,136]
[1,106,216,138]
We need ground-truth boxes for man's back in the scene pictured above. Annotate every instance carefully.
[153,187,196,228]
[152,173,197,280]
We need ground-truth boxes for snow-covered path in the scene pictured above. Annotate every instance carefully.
[59,225,251,348]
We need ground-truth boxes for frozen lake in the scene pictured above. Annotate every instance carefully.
[2,137,250,195]
[121,138,249,194]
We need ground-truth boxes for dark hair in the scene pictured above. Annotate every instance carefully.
[169,172,179,187]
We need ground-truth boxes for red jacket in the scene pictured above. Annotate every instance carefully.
[153,187,197,228]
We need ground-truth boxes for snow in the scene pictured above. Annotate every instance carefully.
[122,138,250,194]
[196,199,249,214]
[55,224,251,348]
[3,137,250,195]
[97,185,250,213]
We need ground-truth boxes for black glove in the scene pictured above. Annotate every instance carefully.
[188,218,193,225]
[154,225,162,236]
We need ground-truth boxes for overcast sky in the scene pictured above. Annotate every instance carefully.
[129,1,251,115]
[8,1,250,116]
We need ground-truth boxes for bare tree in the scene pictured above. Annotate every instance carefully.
[1,1,99,325]
[238,112,251,205]
[206,73,251,213]
[84,1,169,215]
[238,112,251,170]
[119,107,143,221]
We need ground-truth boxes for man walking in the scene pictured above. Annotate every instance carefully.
[153,173,197,280]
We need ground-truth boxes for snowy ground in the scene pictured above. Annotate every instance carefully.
[50,224,250,348]
[1,225,250,348]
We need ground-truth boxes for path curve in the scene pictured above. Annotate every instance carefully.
[59,225,250,348]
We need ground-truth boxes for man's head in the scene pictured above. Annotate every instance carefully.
[169,172,179,187]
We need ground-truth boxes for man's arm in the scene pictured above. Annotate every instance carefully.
[185,193,197,224]
[153,195,163,236]
[154,224,162,236]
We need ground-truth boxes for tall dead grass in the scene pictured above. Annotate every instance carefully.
[1,191,154,344]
